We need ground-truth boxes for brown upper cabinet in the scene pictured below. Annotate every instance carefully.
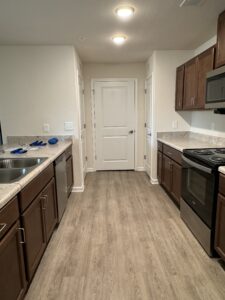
[196,47,215,109]
[176,46,215,111]
[216,10,225,68]
[175,65,184,110]
[183,58,198,110]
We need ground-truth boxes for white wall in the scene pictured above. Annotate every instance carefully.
[0,46,84,189]
[146,50,194,182]
[83,63,146,171]
[0,46,77,140]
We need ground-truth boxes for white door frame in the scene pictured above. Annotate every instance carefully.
[91,78,138,171]
[144,75,152,177]
[144,73,158,184]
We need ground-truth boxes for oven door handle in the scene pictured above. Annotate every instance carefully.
[182,155,213,174]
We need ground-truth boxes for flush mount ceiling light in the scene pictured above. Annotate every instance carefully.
[115,6,135,19]
[112,35,127,45]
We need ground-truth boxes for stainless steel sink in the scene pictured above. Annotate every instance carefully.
[0,157,47,169]
[0,168,29,183]
[0,157,47,183]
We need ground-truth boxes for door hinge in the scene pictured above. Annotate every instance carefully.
[82,89,85,95]
[84,123,86,129]
[85,156,88,161]
[144,155,147,160]
[92,89,95,95]
[144,122,147,128]
[144,88,147,94]
[95,155,97,160]
[94,123,96,129]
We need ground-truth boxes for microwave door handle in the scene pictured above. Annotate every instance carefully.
[182,155,212,174]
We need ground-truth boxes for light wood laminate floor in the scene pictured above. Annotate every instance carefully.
[25,171,225,300]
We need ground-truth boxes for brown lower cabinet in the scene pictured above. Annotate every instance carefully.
[65,145,74,197]
[22,178,57,281]
[0,221,27,300]
[215,193,225,261]
[0,147,72,300]
[158,142,182,206]
[66,155,74,196]
[157,150,162,184]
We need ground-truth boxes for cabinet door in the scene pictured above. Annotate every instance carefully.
[183,58,198,110]
[216,10,225,68]
[22,194,46,281]
[0,221,27,300]
[162,155,172,193]
[157,151,162,184]
[175,65,184,111]
[66,156,74,196]
[196,47,215,109]
[171,161,182,205]
[42,178,57,243]
[215,193,225,261]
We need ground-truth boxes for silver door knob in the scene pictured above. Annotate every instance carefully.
[129,130,134,134]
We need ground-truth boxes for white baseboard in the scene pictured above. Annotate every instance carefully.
[135,166,145,171]
[86,168,95,173]
[72,185,84,193]
[150,178,159,185]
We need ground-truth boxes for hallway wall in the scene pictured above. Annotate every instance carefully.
[83,63,146,171]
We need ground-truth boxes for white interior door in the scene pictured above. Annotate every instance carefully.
[79,75,87,178]
[145,77,152,177]
[94,80,135,170]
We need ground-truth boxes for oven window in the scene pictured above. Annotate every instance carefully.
[187,169,208,205]
[182,165,215,228]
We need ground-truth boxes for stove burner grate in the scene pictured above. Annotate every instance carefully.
[194,149,214,155]
[215,149,225,154]
[210,156,225,163]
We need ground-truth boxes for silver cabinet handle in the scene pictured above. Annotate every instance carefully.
[0,223,7,233]
[18,228,26,244]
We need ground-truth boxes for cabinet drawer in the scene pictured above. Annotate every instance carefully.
[219,174,225,196]
[0,196,19,240]
[163,144,182,165]
[65,145,72,160]
[20,164,54,212]
[157,141,163,152]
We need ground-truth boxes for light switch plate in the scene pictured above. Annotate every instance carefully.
[172,120,178,129]
[43,123,50,133]
[64,121,74,131]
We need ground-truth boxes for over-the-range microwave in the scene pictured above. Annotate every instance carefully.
[205,65,225,109]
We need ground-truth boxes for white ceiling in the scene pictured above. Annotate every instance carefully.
[0,0,224,63]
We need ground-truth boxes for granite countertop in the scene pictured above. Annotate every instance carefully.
[157,132,225,152]
[157,132,225,175]
[218,166,225,175]
[0,140,72,210]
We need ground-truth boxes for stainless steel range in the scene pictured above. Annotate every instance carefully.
[181,148,225,256]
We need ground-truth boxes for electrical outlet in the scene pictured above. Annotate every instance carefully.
[43,123,50,133]
[64,121,74,131]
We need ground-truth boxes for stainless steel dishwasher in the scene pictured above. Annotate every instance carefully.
[54,152,67,222]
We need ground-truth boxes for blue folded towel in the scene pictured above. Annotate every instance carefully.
[30,140,47,147]
[48,137,59,145]
[10,148,28,154]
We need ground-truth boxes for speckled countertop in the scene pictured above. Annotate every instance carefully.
[158,131,225,152]
[0,140,72,210]
[157,131,225,175]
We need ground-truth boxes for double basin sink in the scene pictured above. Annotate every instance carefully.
[0,157,47,183]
